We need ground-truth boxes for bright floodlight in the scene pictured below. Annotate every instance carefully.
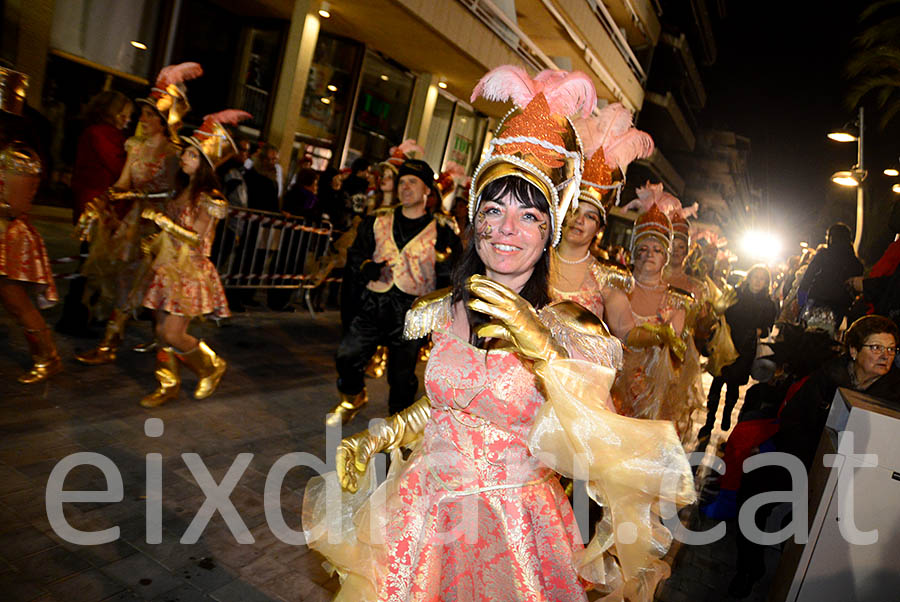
[742,230,783,263]
[893,183,900,194]
[827,132,857,143]
[886,168,900,177]
[831,170,859,187]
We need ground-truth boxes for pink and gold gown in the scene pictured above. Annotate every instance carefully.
[551,258,633,321]
[135,193,230,318]
[612,286,703,443]
[0,174,58,308]
[304,291,695,602]
[82,136,178,311]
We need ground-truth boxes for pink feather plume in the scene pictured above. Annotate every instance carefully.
[470,65,539,109]
[680,202,700,219]
[538,70,597,118]
[204,110,252,125]
[394,139,425,159]
[623,181,682,215]
[156,62,203,87]
[443,160,466,182]
[604,129,654,170]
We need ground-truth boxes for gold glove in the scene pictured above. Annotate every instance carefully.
[141,208,201,247]
[626,322,686,362]
[466,275,567,364]
[712,286,738,315]
[336,396,431,493]
[74,201,101,242]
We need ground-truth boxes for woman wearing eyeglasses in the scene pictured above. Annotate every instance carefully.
[728,314,900,597]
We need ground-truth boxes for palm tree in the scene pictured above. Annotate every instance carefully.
[846,0,900,129]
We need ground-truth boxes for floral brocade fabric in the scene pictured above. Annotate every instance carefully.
[550,260,607,320]
[136,194,230,318]
[0,215,58,307]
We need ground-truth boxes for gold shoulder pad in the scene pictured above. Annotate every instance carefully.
[594,260,633,293]
[434,211,461,235]
[545,300,611,338]
[199,192,229,219]
[403,287,452,339]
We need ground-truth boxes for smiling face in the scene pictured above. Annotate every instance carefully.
[474,189,551,290]
[852,332,897,382]
[180,146,202,177]
[562,203,603,249]
[633,237,668,275]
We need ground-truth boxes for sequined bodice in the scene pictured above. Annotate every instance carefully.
[127,138,176,193]
[551,260,606,319]
[422,331,550,490]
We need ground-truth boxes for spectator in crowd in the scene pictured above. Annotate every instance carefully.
[218,137,250,209]
[244,143,280,212]
[282,168,319,217]
[848,201,900,323]
[728,315,900,597]
[57,90,133,337]
[317,167,348,226]
[797,222,862,334]
[341,157,370,218]
[699,265,777,439]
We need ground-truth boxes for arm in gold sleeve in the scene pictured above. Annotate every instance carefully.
[141,208,201,247]
[336,396,431,493]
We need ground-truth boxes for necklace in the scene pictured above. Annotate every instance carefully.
[633,276,664,290]
[554,249,591,265]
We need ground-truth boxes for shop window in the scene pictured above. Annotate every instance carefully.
[296,32,362,148]
[345,52,414,167]
[423,93,454,173]
[50,0,162,79]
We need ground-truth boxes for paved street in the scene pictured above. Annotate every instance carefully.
[0,209,775,601]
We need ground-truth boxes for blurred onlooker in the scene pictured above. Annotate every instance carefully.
[245,144,280,212]
[69,91,133,223]
[341,157,370,216]
[848,202,900,323]
[317,167,347,225]
[282,168,319,217]
[798,222,863,334]
[219,138,250,208]
[57,90,132,337]
[699,265,777,438]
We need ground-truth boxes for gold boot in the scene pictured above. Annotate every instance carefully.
[132,340,158,354]
[75,311,127,365]
[19,328,62,384]
[325,389,368,428]
[140,347,181,408]
[179,340,226,399]
[364,345,388,379]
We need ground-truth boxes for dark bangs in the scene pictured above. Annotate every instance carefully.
[477,175,551,215]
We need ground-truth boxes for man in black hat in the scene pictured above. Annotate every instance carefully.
[328,158,460,425]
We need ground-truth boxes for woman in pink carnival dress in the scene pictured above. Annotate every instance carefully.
[303,66,695,602]
[550,102,653,340]
[131,110,250,407]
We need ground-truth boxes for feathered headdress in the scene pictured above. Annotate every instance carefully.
[139,62,204,142]
[183,109,252,168]
[622,182,683,216]
[380,139,425,173]
[630,202,673,255]
[575,103,654,215]
[469,65,597,246]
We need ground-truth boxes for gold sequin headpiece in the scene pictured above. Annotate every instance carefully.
[183,110,252,168]
[0,68,28,116]
[468,67,597,246]
[631,203,673,255]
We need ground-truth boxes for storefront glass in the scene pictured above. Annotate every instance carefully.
[345,52,415,166]
[296,32,362,148]
[423,93,454,173]
[50,0,162,79]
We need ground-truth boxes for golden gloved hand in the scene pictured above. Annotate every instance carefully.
[75,203,100,241]
[141,209,201,247]
[627,322,686,361]
[335,396,431,493]
[712,286,738,314]
[466,274,567,364]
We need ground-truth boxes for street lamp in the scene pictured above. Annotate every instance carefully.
[827,106,865,252]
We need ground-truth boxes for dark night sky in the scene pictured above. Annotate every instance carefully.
[701,0,898,261]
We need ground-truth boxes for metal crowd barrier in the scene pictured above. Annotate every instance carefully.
[211,207,335,290]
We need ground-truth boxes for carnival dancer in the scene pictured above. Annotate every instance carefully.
[132,111,247,407]
[75,62,201,365]
[611,193,699,440]
[327,157,461,425]
[303,65,695,602]
[550,103,653,339]
[0,68,61,383]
